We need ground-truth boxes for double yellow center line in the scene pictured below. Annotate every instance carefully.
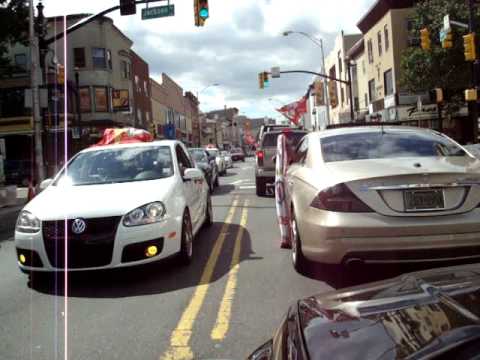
[161,197,248,360]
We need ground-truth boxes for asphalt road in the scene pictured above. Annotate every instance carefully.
[0,158,444,360]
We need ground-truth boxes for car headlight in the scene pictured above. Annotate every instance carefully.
[123,202,166,227]
[16,211,41,233]
[248,340,273,360]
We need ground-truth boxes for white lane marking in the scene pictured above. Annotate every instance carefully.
[239,186,256,189]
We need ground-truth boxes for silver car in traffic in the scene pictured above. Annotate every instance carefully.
[287,126,480,272]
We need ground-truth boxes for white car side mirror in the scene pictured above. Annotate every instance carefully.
[183,168,203,180]
[39,178,53,190]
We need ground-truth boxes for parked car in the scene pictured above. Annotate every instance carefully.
[189,148,219,192]
[15,140,212,274]
[286,126,480,272]
[248,263,480,360]
[206,148,227,176]
[255,129,307,196]
[220,151,233,168]
[230,147,245,162]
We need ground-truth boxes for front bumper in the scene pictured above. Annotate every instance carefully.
[298,207,480,264]
[15,216,182,272]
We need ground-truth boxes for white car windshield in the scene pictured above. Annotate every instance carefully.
[321,131,467,163]
[54,146,174,186]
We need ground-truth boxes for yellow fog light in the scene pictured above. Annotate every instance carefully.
[145,245,158,258]
[19,254,27,264]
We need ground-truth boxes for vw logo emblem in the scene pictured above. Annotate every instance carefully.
[71,218,86,234]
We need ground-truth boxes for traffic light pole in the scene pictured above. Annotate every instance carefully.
[469,0,479,143]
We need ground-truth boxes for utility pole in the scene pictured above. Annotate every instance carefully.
[346,60,355,121]
[30,0,45,183]
[469,0,479,143]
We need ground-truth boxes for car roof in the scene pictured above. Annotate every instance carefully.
[79,140,178,153]
[311,126,437,139]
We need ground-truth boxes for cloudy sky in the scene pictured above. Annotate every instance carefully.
[42,0,374,120]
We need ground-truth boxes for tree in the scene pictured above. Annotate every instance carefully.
[400,0,480,115]
[0,0,28,74]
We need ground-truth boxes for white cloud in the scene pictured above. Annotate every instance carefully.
[41,0,374,118]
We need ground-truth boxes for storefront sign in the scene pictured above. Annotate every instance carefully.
[384,94,397,109]
[112,89,130,112]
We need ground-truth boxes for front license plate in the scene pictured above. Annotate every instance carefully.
[404,189,445,211]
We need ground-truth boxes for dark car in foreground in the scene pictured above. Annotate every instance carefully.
[248,263,480,360]
[189,148,218,192]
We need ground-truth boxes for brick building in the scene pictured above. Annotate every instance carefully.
[131,50,152,131]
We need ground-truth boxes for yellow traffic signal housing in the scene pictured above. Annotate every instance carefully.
[442,31,453,49]
[328,81,338,107]
[263,71,269,87]
[258,73,264,89]
[194,0,209,27]
[465,88,477,102]
[57,64,65,85]
[420,28,431,51]
[435,88,443,103]
[314,80,325,106]
[463,33,476,61]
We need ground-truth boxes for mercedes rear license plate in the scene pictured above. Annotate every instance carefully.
[404,189,445,211]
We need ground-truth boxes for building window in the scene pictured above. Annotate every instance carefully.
[146,112,150,123]
[94,87,108,112]
[384,69,394,95]
[14,53,27,70]
[384,25,390,52]
[338,51,342,74]
[362,60,366,74]
[367,39,373,64]
[121,60,131,79]
[92,48,106,68]
[107,50,112,70]
[368,79,376,102]
[377,31,382,56]
[144,80,148,97]
[74,48,86,68]
[341,87,345,105]
[364,93,368,107]
[354,97,359,111]
[79,87,91,113]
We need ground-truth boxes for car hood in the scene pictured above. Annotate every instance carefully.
[23,177,177,220]
[298,263,480,360]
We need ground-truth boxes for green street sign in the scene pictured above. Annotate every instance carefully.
[141,5,175,20]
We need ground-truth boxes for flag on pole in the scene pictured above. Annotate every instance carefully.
[276,97,307,125]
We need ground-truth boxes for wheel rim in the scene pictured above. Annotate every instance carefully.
[291,218,298,265]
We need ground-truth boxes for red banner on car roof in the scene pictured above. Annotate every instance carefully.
[94,128,153,146]
[276,97,307,125]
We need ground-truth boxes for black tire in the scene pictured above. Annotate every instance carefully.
[256,177,265,197]
[203,194,213,228]
[179,211,194,265]
[291,209,308,275]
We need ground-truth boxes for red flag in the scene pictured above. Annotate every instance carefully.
[276,97,307,125]
[94,128,153,147]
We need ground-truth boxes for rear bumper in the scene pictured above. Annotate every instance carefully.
[298,207,480,264]
[255,168,275,182]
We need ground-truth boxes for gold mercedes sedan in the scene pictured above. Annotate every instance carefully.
[287,126,480,272]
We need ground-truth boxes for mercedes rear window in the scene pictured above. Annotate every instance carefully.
[321,131,467,163]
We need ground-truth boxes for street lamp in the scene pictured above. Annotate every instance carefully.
[197,83,220,146]
[283,30,330,125]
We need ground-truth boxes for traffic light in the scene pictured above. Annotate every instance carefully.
[258,72,269,89]
[194,0,209,27]
[420,28,431,51]
[465,88,477,102]
[57,64,65,85]
[463,33,476,61]
[314,80,325,106]
[328,81,338,107]
[442,31,453,49]
[119,0,136,16]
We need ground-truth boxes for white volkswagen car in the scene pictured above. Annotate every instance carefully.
[15,140,212,274]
